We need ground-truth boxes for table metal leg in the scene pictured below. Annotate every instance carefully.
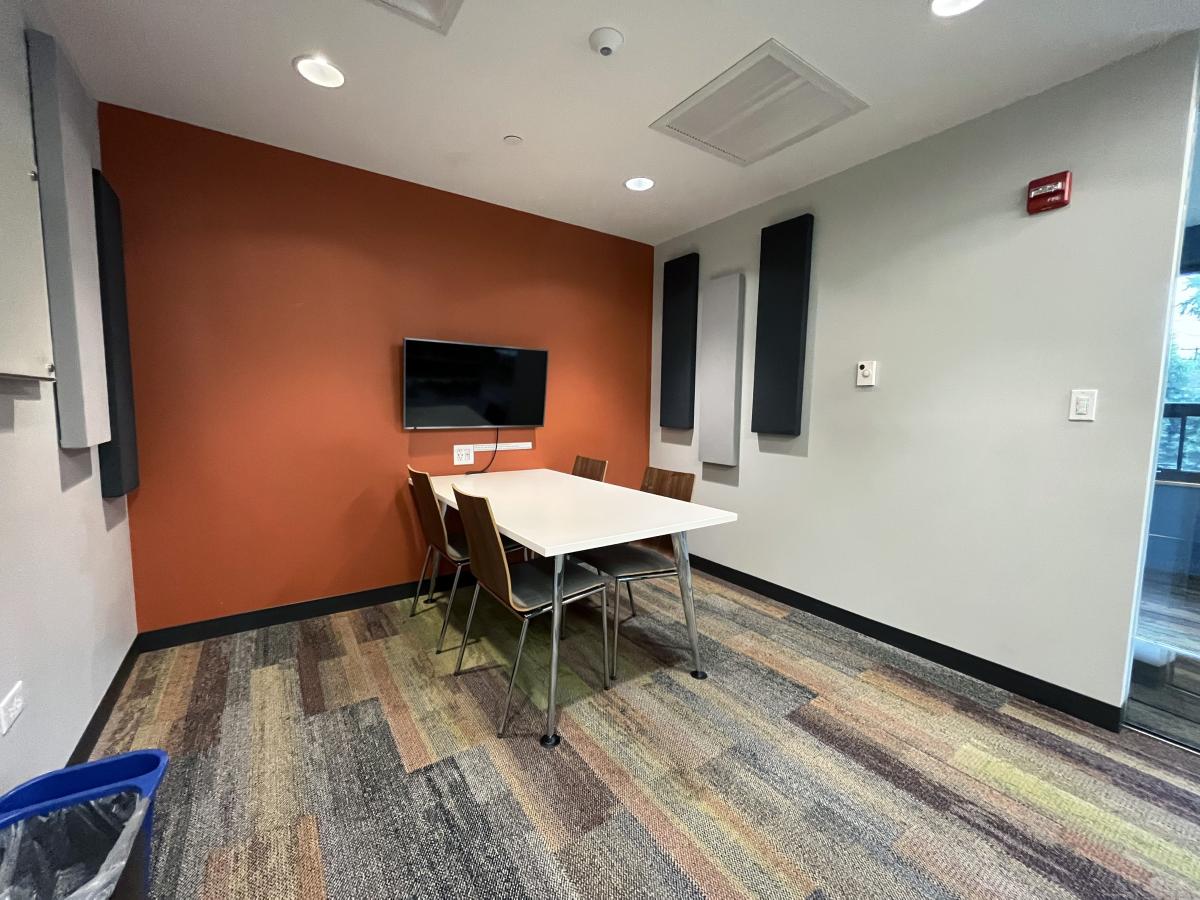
[601,583,611,690]
[671,532,707,680]
[541,554,565,748]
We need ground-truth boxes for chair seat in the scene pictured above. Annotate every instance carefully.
[508,559,606,613]
[445,534,523,564]
[577,542,676,580]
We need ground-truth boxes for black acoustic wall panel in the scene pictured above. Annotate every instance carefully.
[751,213,814,436]
[660,252,700,429]
[93,170,139,498]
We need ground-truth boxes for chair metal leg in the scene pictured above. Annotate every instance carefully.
[499,618,530,737]
[626,581,636,618]
[410,546,432,617]
[454,585,480,675]
[601,586,610,690]
[424,549,441,604]
[611,579,622,680]
[436,564,463,653]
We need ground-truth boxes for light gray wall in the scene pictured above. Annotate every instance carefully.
[0,0,137,790]
[651,35,1200,708]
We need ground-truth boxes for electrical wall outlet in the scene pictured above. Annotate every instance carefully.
[0,681,25,736]
[453,444,475,466]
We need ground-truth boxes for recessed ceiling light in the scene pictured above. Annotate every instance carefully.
[503,135,524,146]
[931,0,987,17]
[625,177,654,192]
[293,55,344,88]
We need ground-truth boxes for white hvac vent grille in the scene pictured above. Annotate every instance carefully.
[372,0,464,34]
[651,39,866,166]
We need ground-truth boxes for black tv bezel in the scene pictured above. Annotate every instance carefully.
[401,337,548,431]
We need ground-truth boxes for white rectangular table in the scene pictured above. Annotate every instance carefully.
[429,468,737,747]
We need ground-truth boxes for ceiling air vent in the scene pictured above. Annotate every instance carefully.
[651,39,867,166]
[371,0,464,34]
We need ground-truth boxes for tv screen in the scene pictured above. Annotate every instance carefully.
[403,339,548,429]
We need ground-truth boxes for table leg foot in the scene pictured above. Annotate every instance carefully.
[691,670,708,680]
[539,734,561,749]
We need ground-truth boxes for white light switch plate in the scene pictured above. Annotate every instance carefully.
[453,444,475,466]
[1068,389,1098,421]
[0,682,25,736]
[856,361,878,387]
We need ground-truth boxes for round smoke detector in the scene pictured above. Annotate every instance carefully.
[589,27,624,57]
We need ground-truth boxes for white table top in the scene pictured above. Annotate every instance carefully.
[429,468,737,558]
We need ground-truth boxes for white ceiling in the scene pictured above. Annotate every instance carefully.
[37,0,1200,244]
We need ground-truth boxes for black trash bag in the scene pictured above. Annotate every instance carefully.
[0,789,149,900]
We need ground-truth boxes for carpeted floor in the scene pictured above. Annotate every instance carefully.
[93,572,1200,899]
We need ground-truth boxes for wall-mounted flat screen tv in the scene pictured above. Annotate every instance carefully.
[403,339,548,429]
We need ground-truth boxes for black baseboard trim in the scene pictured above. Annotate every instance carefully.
[690,555,1124,732]
[68,640,140,766]
[133,579,434,652]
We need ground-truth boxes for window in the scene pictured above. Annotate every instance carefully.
[1157,273,1200,480]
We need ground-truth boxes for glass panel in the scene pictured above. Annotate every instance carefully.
[1133,274,1200,750]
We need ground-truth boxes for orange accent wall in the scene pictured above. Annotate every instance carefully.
[98,105,654,632]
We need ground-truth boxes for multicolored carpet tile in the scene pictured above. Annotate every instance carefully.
[93,572,1200,899]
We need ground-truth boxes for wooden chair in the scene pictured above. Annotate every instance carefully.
[407,466,521,653]
[571,455,609,482]
[576,466,695,680]
[452,486,610,736]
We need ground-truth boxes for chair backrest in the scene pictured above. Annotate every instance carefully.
[640,466,695,555]
[453,487,514,607]
[641,466,695,502]
[408,466,451,556]
[572,455,609,482]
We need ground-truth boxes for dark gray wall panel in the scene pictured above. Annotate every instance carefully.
[751,214,814,435]
[93,170,139,498]
[660,252,700,429]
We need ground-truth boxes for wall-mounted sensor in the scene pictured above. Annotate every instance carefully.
[1068,389,1097,422]
[856,361,878,387]
[589,27,624,57]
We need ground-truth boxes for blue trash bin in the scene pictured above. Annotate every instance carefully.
[0,749,168,900]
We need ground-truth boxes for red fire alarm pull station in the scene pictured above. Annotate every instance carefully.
[1027,171,1071,215]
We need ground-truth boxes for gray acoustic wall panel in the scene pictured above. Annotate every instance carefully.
[0,20,53,379]
[698,272,744,466]
[27,29,110,448]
